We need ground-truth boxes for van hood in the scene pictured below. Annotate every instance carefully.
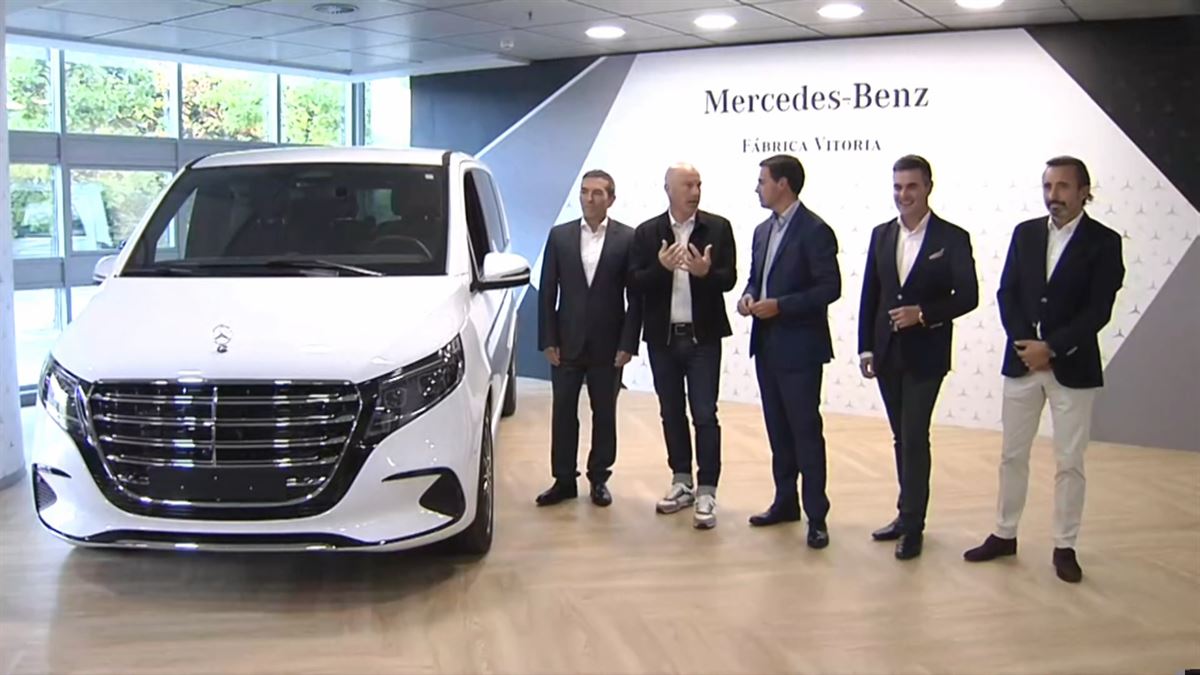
[51,276,469,384]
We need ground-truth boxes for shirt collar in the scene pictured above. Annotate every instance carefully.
[670,212,696,229]
[897,210,931,237]
[582,217,609,234]
[775,200,800,228]
[1049,211,1084,236]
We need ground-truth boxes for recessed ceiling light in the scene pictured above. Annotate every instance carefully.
[694,14,738,30]
[586,25,626,40]
[956,0,1005,8]
[817,3,864,20]
[312,2,358,14]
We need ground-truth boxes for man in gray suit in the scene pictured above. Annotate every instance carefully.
[536,170,641,508]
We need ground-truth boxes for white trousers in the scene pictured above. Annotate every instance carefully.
[995,370,1098,549]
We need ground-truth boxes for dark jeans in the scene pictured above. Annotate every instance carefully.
[876,349,944,534]
[646,332,722,488]
[755,357,829,526]
[550,360,621,484]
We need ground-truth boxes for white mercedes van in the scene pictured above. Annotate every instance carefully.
[31,147,528,554]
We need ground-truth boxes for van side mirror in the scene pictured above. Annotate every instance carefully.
[475,252,530,291]
[93,255,118,283]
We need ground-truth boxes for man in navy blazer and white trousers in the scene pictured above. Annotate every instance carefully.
[964,156,1124,583]
[738,154,841,549]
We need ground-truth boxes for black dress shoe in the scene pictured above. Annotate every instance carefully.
[807,525,830,549]
[895,532,923,560]
[963,534,1017,562]
[1053,547,1083,583]
[871,518,904,541]
[535,481,577,506]
[748,507,802,527]
[589,482,612,507]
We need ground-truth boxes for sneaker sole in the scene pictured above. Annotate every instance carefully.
[655,500,694,515]
[694,519,716,530]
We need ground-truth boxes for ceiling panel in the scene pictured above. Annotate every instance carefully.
[359,39,491,61]
[816,16,945,36]
[190,38,334,62]
[442,28,608,59]
[280,49,412,72]
[903,0,1065,15]
[604,34,714,52]
[700,24,822,43]
[44,0,218,23]
[639,4,798,33]
[350,10,505,38]
[530,17,681,42]
[576,0,740,14]
[757,0,923,25]
[936,6,1078,28]
[251,0,415,24]
[103,24,245,50]
[164,6,325,38]
[5,7,140,37]
[445,0,617,28]
[1064,0,1200,21]
[4,0,48,13]
[275,24,405,49]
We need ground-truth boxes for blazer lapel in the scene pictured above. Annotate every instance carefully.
[1031,218,1049,292]
[880,219,900,289]
[1047,214,1088,288]
[901,214,940,291]
[566,220,588,286]
[591,221,618,286]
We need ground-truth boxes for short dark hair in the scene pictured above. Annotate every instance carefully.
[759,155,805,196]
[892,154,933,184]
[581,169,615,198]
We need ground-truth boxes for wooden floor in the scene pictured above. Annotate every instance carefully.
[1,379,1197,675]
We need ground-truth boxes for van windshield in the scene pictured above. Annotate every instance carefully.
[122,163,448,277]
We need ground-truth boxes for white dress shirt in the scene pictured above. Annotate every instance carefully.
[580,218,608,287]
[897,210,930,286]
[1046,211,1082,281]
[670,214,695,324]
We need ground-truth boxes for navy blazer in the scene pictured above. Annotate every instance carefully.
[857,212,979,378]
[742,202,841,369]
[997,213,1124,389]
[537,219,641,364]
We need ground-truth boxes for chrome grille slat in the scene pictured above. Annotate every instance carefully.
[98,434,349,449]
[93,413,357,428]
[87,381,361,510]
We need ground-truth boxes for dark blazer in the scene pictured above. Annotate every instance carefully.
[997,213,1124,388]
[743,202,841,369]
[537,219,641,364]
[630,210,737,346]
[857,212,979,378]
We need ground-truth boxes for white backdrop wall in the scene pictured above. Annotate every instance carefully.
[532,29,1199,434]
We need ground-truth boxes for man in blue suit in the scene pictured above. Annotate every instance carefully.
[738,155,841,548]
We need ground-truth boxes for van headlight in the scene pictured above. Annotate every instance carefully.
[39,358,88,435]
[366,336,464,442]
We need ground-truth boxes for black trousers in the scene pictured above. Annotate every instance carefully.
[550,356,621,483]
[646,328,722,488]
[876,347,944,534]
[755,355,829,526]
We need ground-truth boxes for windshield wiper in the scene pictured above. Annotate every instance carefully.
[260,258,384,277]
[121,264,199,276]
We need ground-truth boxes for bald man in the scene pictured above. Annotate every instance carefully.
[630,163,737,529]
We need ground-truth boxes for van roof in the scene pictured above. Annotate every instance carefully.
[191,146,457,169]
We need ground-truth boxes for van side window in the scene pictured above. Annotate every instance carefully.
[471,170,509,253]
[463,172,491,273]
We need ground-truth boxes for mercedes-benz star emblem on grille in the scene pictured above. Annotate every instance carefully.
[212,325,233,353]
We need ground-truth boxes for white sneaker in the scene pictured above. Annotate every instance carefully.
[655,482,695,514]
[694,494,717,529]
